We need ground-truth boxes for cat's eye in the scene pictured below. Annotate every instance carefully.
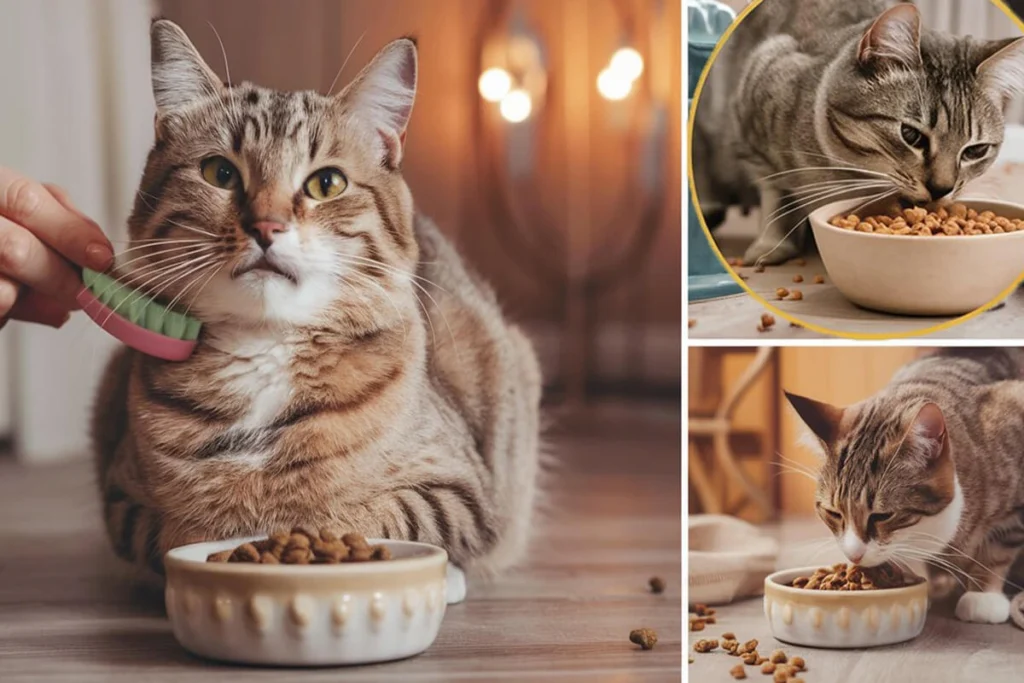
[868,512,893,526]
[304,167,348,201]
[900,124,927,150]
[200,156,241,190]
[819,505,842,521]
[962,144,992,162]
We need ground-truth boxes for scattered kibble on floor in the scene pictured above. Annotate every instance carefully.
[693,638,719,653]
[792,274,803,283]
[775,287,789,299]
[649,576,665,594]
[689,318,697,329]
[757,313,776,332]
[790,290,803,301]
[731,663,747,679]
[813,275,825,284]
[629,628,657,650]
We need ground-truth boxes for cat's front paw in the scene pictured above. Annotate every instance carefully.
[743,236,801,266]
[955,591,1010,624]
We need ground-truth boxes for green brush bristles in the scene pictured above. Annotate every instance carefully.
[82,268,202,341]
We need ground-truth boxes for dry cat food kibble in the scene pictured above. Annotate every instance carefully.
[829,203,1024,236]
[649,576,666,594]
[776,287,790,299]
[790,290,803,301]
[629,628,658,650]
[813,275,825,284]
[792,275,803,283]
[731,664,748,679]
[693,638,719,653]
[758,313,776,332]
[789,562,914,590]
[206,528,392,565]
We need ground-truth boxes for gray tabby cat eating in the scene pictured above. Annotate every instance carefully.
[693,0,1024,264]
[785,348,1024,627]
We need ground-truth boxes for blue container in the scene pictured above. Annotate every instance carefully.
[687,0,742,301]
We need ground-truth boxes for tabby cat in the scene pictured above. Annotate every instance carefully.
[693,0,1024,264]
[91,20,542,583]
[786,348,1024,626]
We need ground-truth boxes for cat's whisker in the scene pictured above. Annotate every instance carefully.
[763,181,892,224]
[770,463,818,483]
[888,547,976,591]
[778,149,863,169]
[206,22,240,126]
[327,30,367,97]
[900,531,1024,593]
[182,262,225,320]
[759,165,891,184]
[753,184,892,265]
[99,254,219,329]
[90,247,219,307]
[335,268,412,344]
[135,192,220,238]
[112,244,219,272]
[337,256,462,359]
[775,451,820,477]
[338,253,455,294]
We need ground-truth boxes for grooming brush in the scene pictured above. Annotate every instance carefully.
[77,268,202,361]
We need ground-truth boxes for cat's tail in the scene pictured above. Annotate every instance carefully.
[1011,592,1024,630]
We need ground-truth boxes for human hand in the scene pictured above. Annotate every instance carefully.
[0,167,114,329]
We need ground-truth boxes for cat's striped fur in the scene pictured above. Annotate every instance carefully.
[786,348,1024,626]
[91,20,541,578]
[693,0,1024,264]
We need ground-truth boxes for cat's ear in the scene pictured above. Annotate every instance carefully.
[908,402,949,466]
[784,391,844,450]
[976,37,1024,108]
[857,3,922,72]
[336,38,418,169]
[150,19,224,115]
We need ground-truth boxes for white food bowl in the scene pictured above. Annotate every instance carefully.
[808,198,1024,316]
[763,566,928,649]
[164,536,450,666]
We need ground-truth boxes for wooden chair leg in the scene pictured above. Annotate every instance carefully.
[709,348,776,519]
[688,437,722,514]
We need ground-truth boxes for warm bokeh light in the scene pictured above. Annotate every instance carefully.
[499,89,532,122]
[597,68,632,101]
[478,67,513,103]
[609,47,644,81]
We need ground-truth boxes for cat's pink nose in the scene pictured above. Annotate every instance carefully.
[248,221,289,250]
[847,549,865,564]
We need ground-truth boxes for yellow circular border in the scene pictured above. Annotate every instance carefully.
[687,0,1024,340]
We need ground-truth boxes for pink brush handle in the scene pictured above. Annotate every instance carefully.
[77,287,197,362]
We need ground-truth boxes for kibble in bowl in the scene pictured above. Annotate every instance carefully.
[763,565,928,649]
[165,534,451,666]
[808,197,1024,316]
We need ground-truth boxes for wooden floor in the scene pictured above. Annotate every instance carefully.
[0,404,681,683]
[688,518,1024,683]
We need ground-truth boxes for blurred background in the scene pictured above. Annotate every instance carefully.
[688,346,924,524]
[0,0,681,465]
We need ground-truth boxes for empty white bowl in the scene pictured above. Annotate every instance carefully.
[763,566,928,649]
[808,198,1024,316]
[164,536,449,666]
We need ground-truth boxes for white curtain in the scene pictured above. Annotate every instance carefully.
[0,0,155,463]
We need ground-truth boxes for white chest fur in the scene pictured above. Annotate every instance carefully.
[209,328,298,429]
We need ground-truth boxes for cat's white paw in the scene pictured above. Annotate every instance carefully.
[743,236,801,266]
[955,591,1010,624]
[446,564,467,605]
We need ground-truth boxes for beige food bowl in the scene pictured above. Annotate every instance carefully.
[763,567,928,649]
[808,198,1024,316]
[164,536,450,666]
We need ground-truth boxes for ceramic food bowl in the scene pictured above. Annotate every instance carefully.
[165,536,450,666]
[763,566,928,649]
[808,198,1024,316]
